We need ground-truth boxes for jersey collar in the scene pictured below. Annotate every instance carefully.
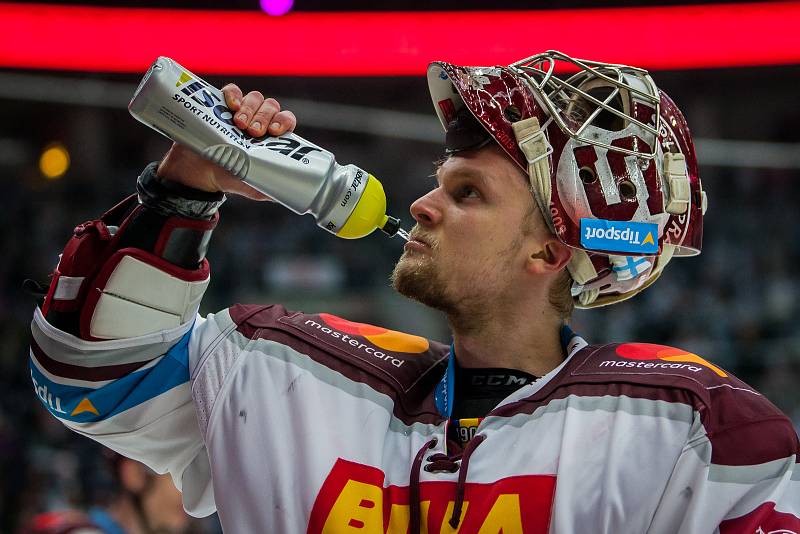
[434,324,587,418]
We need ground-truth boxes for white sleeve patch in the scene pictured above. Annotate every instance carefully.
[53,275,84,300]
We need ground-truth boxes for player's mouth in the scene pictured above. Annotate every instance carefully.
[404,231,433,253]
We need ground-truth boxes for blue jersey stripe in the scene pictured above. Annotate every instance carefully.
[29,330,191,423]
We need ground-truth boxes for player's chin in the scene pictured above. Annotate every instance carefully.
[391,257,443,302]
[391,257,418,289]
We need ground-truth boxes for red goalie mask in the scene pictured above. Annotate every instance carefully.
[427,51,707,308]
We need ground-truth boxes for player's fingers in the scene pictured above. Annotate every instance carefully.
[235,90,265,131]
[249,98,281,137]
[222,84,243,110]
[269,109,297,135]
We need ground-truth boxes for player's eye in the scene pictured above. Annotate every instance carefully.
[458,185,480,200]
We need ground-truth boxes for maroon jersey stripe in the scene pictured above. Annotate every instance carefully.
[30,339,149,382]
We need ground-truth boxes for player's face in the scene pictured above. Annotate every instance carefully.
[392,144,551,326]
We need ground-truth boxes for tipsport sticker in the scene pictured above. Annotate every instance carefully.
[580,218,658,254]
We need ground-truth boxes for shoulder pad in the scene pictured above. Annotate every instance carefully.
[229,304,449,396]
[566,342,798,460]
[571,342,735,389]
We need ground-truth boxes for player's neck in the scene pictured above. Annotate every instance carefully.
[448,305,565,377]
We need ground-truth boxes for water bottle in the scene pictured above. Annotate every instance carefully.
[128,57,401,239]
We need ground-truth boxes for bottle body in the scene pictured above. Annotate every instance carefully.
[128,56,390,238]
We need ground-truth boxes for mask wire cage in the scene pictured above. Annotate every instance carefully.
[508,50,661,159]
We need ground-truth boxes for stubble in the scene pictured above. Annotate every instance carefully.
[390,221,532,334]
[390,242,454,314]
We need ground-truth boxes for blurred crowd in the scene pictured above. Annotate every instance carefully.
[1,68,799,531]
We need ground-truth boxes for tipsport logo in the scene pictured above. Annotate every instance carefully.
[303,314,429,368]
[603,343,728,377]
[580,218,658,254]
[31,369,100,419]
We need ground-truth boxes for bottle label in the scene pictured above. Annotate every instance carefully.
[321,167,369,233]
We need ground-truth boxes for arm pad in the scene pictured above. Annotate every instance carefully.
[42,164,222,340]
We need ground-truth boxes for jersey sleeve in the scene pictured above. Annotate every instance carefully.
[29,307,218,517]
[28,168,227,516]
[647,411,800,533]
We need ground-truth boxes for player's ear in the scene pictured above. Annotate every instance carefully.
[526,238,572,275]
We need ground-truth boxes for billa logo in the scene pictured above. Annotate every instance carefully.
[615,343,727,377]
[719,502,800,533]
[307,459,555,534]
[318,313,429,353]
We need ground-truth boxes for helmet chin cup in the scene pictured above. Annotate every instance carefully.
[427,50,707,308]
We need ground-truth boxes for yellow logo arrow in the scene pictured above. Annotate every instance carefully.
[642,232,655,246]
[71,397,99,416]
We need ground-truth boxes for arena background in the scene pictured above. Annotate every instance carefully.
[1,0,800,531]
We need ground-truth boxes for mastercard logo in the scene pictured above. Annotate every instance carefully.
[616,343,727,377]
[319,313,430,353]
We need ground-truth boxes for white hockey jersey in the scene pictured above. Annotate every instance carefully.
[30,302,800,533]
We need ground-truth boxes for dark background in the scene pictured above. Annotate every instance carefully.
[1,0,799,531]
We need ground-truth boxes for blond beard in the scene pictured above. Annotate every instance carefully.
[392,251,499,334]
[390,252,457,314]
[390,222,533,333]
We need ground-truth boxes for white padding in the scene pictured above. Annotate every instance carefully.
[91,294,182,339]
[90,255,210,339]
[53,276,84,300]
[664,153,690,214]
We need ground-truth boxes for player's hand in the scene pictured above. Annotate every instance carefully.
[156,84,297,200]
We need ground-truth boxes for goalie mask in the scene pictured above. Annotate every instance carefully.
[427,50,707,308]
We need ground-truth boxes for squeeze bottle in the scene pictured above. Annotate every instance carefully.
[129,57,401,239]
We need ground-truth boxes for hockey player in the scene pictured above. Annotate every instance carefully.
[30,51,800,532]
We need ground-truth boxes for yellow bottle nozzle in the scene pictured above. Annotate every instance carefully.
[336,174,397,239]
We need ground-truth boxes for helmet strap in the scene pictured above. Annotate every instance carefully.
[512,116,602,306]
[511,117,554,233]
[567,249,601,306]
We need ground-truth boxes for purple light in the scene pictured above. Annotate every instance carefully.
[260,0,293,16]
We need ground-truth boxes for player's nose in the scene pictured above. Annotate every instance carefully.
[410,189,443,227]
